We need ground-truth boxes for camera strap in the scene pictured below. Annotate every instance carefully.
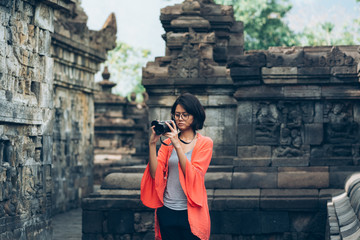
[160,137,171,146]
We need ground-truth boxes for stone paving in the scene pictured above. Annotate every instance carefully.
[52,208,82,240]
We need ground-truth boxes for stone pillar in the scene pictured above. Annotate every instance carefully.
[51,4,117,214]
[142,0,243,157]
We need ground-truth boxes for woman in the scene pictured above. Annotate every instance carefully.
[141,93,213,240]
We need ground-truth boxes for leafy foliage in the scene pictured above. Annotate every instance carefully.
[103,41,151,102]
[299,21,358,46]
[214,0,300,50]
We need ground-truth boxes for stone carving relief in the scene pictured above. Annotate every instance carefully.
[169,44,200,78]
[324,102,358,144]
[272,102,311,158]
[303,46,355,67]
[320,46,354,66]
[254,102,280,144]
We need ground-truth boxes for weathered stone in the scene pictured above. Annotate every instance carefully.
[205,172,232,189]
[232,171,277,189]
[101,173,142,190]
[38,29,51,56]
[82,210,103,233]
[236,124,253,146]
[34,3,54,32]
[108,211,134,234]
[278,167,329,189]
[260,189,319,209]
[304,123,323,145]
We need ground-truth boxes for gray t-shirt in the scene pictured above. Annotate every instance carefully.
[163,148,193,210]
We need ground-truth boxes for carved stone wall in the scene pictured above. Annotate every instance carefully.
[0,0,116,238]
[228,45,360,238]
[230,46,360,172]
[0,1,69,239]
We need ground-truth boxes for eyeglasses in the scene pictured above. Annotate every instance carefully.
[172,113,190,120]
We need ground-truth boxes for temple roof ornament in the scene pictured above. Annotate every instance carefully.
[143,0,243,86]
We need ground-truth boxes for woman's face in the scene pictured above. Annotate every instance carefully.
[173,104,194,132]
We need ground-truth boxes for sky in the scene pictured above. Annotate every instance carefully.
[81,0,359,59]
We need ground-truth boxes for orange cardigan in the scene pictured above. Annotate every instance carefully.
[140,133,213,240]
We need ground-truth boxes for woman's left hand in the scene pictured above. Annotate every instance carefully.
[164,121,181,148]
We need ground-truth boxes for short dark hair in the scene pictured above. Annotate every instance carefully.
[171,93,206,131]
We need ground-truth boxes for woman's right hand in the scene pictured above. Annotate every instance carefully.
[149,125,161,145]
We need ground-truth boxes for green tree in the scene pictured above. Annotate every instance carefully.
[103,41,151,102]
[214,0,300,50]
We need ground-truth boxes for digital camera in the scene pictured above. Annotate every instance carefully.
[151,120,172,135]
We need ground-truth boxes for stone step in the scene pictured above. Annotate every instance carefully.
[85,187,342,212]
[101,166,337,190]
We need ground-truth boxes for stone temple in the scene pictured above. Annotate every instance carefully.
[1,0,360,239]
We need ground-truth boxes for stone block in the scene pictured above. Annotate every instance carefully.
[235,145,271,166]
[108,210,134,234]
[41,109,54,135]
[322,86,360,99]
[304,123,323,145]
[329,166,360,188]
[134,212,154,233]
[298,67,331,76]
[260,189,319,209]
[38,29,51,56]
[237,145,271,159]
[354,103,360,123]
[210,234,232,240]
[205,172,232,189]
[262,67,298,75]
[204,108,221,126]
[209,157,233,165]
[283,86,321,99]
[212,189,260,210]
[204,126,223,145]
[0,101,43,125]
[234,86,283,100]
[41,135,52,164]
[232,171,277,189]
[101,173,142,190]
[234,157,270,167]
[230,67,261,85]
[39,83,53,108]
[272,156,309,167]
[223,126,236,145]
[262,67,298,84]
[261,211,289,233]
[278,167,329,189]
[237,124,252,146]
[237,102,253,123]
[34,3,54,32]
[290,211,327,234]
[224,107,237,127]
[82,210,103,233]
[211,211,262,234]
